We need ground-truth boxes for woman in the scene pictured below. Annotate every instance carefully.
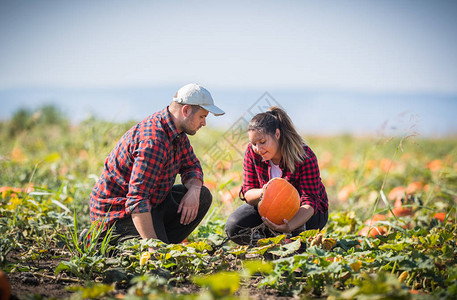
[225,106,328,245]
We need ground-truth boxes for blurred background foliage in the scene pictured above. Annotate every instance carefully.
[1,104,456,229]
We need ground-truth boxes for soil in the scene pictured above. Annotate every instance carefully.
[9,273,76,300]
[6,249,77,299]
[4,249,300,300]
[8,273,295,300]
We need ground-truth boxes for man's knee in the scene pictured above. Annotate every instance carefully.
[200,185,212,210]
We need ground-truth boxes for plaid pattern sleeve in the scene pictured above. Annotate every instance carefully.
[126,138,167,214]
[292,146,329,214]
[240,145,269,200]
[239,144,328,215]
[239,146,263,200]
[179,137,203,184]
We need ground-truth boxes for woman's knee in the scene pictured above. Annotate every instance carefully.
[225,212,255,242]
[306,211,328,230]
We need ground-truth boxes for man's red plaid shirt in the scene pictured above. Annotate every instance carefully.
[239,144,328,215]
[90,107,203,227]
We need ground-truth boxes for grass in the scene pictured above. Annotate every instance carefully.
[0,106,456,299]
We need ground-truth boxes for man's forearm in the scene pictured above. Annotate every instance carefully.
[131,212,158,240]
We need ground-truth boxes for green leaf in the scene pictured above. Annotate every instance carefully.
[27,199,40,207]
[283,239,301,252]
[193,271,240,297]
[242,260,273,276]
[378,243,405,251]
[257,235,286,246]
[187,240,213,252]
[162,262,177,269]
[68,283,114,299]
[336,239,360,251]
[218,178,234,190]
[307,246,326,257]
[269,240,301,257]
[427,233,440,246]
[380,190,389,207]
[419,236,427,244]
[248,244,275,255]
[299,229,320,239]
[326,260,348,274]
[55,260,75,275]
[55,261,69,274]
[51,199,71,213]
[441,243,454,257]
[44,152,61,163]
[380,190,398,221]
[28,191,52,196]
[229,246,248,256]
[416,258,434,270]
[439,230,454,243]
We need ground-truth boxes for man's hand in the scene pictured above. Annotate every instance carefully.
[178,179,202,225]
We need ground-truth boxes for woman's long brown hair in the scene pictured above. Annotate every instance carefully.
[248,106,307,173]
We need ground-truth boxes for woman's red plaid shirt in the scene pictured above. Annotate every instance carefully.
[239,144,328,215]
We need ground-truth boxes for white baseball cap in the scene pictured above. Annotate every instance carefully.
[173,83,225,116]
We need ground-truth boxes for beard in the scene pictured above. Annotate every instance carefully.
[181,122,199,136]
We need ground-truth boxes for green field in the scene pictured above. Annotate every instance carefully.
[1,106,456,299]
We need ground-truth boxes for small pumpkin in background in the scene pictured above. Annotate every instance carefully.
[358,225,387,238]
[364,214,387,226]
[434,212,449,223]
[389,197,414,217]
[258,177,300,225]
[360,214,388,238]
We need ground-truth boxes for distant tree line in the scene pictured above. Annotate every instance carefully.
[2,104,69,136]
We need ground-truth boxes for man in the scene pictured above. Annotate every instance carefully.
[88,83,224,245]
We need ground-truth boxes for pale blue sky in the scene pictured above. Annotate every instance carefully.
[1,1,456,137]
[1,0,456,92]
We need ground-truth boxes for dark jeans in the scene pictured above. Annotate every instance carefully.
[225,203,328,245]
[110,185,212,245]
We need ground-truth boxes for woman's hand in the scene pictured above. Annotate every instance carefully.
[262,205,314,234]
[262,216,292,233]
[262,205,315,233]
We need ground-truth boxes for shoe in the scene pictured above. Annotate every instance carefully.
[297,242,307,254]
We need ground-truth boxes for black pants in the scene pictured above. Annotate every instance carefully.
[110,185,212,244]
[225,203,328,245]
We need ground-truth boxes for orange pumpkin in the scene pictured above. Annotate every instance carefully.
[388,186,406,201]
[358,226,387,238]
[364,214,386,226]
[390,206,413,217]
[434,212,446,223]
[337,183,356,202]
[406,181,423,195]
[389,197,414,217]
[258,178,300,225]
[0,186,21,193]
